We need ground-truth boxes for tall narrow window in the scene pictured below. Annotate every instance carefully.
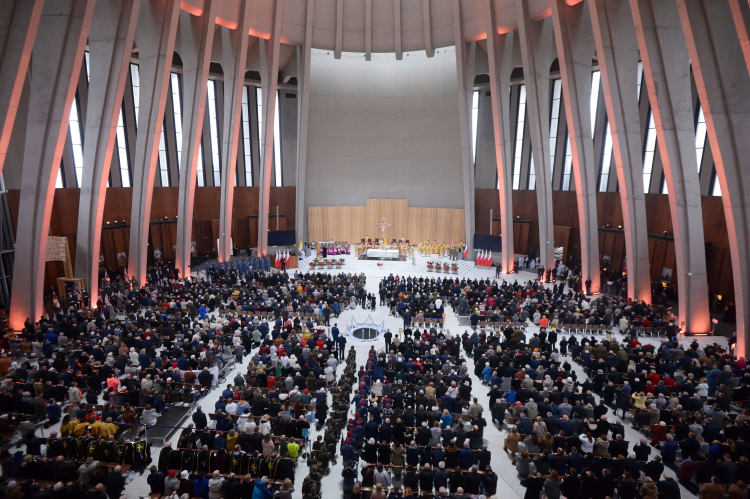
[158,122,169,186]
[130,64,140,128]
[67,93,84,187]
[196,143,205,187]
[115,107,131,187]
[712,172,722,196]
[471,90,479,164]
[695,104,707,174]
[637,61,643,104]
[598,120,613,192]
[256,87,263,144]
[528,151,536,190]
[549,79,562,181]
[561,135,573,190]
[273,90,282,187]
[84,51,90,83]
[206,80,221,186]
[241,86,253,186]
[170,73,183,167]
[55,165,65,188]
[512,85,527,190]
[661,175,668,194]
[590,70,600,139]
[642,110,657,192]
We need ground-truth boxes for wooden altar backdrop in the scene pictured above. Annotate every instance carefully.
[308,199,465,243]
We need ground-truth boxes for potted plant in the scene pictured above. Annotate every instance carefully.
[443,263,451,272]
[336,259,343,268]
[451,263,458,274]
[434,261,441,273]
[426,261,433,271]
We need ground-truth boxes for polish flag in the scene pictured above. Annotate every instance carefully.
[274,251,280,268]
[285,250,291,264]
[475,249,481,266]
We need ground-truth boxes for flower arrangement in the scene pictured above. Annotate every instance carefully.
[336,259,344,266]
[443,263,451,271]
[451,263,458,272]
[426,261,434,270]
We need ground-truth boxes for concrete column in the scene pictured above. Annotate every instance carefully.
[588,0,651,304]
[9,0,95,329]
[677,0,750,354]
[630,0,710,333]
[729,0,750,77]
[257,0,283,256]
[217,1,252,262]
[452,0,476,259]
[365,0,371,61]
[295,0,314,244]
[550,0,600,292]
[516,2,556,271]
[423,0,434,57]
[174,2,218,277]
[483,0,515,273]
[127,0,181,286]
[588,0,651,303]
[0,0,43,176]
[74,0,140,307]
[394,0,402,61]
[334,0,342,59]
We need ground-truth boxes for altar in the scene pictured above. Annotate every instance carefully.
[366,249,400,260]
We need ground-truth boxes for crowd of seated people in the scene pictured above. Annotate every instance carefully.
[0,258,378,498]
[337,328,500,499]
[446,277,680,341]
[465,310,748,499]
[377,275,449,320]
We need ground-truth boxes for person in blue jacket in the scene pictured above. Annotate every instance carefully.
[251,476,273,499]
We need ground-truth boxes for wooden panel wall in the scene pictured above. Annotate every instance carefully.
[3,186,294,290]
[308,199,465,243]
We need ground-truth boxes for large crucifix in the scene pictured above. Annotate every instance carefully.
[375,217,391,243]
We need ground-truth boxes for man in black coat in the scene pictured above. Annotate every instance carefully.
[192,406,208,429]
[463,466,483,495]
[198,368,213,391]
[104,467,126,499]
[418,463,434,493]
[147,466,165,494]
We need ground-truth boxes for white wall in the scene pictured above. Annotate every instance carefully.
[305,48,464,209]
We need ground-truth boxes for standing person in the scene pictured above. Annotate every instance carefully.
[331,323,339,345]
[495,263,501,278]
[323,306,331,326]
[337,334,347,361]
[383,329,393,353]
[585,277,592,296]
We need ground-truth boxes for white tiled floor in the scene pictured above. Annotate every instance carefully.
[105,252,718,498]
